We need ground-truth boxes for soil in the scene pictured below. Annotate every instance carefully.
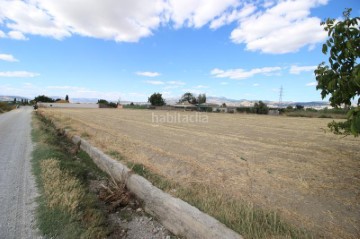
[89,179,178,239]
[41,108,360,238]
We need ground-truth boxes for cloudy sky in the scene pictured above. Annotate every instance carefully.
[0,0,359,102]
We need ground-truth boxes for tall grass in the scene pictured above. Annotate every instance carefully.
[0,102,15,113]
[126,162,313,239]
[31,113,108,239]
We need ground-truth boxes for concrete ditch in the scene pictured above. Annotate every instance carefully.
[70,134,243,239]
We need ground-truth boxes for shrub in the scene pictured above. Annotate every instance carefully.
[254,101,269,114]
[148,93,165,106]
[0,102,15,113]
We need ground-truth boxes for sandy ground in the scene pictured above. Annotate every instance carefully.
[41,108,360,238]
[0,107,41,239]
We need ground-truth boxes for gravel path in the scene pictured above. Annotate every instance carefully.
[0,107,40,239]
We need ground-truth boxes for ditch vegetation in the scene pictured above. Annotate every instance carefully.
[31,112,175,239]
[32,113,110,238]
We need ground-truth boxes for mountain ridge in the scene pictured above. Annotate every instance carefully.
[0,95,330,108]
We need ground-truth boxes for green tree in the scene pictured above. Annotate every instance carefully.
[65,95,69,101]
[295,104,304,110]
[314,8,360,136]
[148,93,165,106]
[253,101,269,114]
[34,95,55,103]
[180,92,197,104]
[197,94,206,104]
[97,99,109,104]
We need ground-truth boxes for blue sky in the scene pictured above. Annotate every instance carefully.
[0,0,359,102]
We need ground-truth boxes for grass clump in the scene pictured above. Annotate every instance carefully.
[32,113,109,239]
[128,162,175,191]
[122,160,312,239]
[40,159,85,214]
[176,184,312,239]
[0,102,15,113]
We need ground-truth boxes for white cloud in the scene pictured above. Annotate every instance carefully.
[194,85,209,89]
[0,71,39,77]
[230,0,328,53]
[0,0,243,42]
[0,0,329,53]
[253,83,260,86]
[163,81,186,89]
[211,66,282,79]
[0,0,164,42]
[220,82,228,85]
[290,65,317,74]
[136,71,161,77]
[167,81,185,85]
[210,4,256,29]
[144,80,164,85]
[8,31,28,40]
[160,91,174,98]
[0,30,29,40]
[263,0,275,8]
[306,82,317,86]
[0,54,18,62]
[168,0,240,28]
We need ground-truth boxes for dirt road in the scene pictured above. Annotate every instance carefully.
[0,107,40,239]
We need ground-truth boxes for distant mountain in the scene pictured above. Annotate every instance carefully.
[0,95,30,101]
[0,95,330,109]
[207,96,244,103]
[175,96,330,109]
[70,98,99,103]
[287,101,330,107]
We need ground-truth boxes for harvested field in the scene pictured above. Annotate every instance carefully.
[40,108,360,238]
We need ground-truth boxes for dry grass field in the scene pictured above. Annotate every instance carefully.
[39,108,360,238]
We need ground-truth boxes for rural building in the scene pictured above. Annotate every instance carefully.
[173,102,197,110]
[268,109,280,115]
[198,103,219,112]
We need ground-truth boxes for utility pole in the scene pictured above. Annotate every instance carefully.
[278,85,283,108]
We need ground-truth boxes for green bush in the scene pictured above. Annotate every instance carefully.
[0,102,15,113]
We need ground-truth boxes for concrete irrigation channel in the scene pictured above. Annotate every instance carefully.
[65,133,243,239]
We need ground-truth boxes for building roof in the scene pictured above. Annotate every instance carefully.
[198,103,219,107]
[174,101,196,107]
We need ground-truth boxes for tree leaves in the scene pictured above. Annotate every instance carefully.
[148,93,165,106]
[314,8,360,137]
[322,44,328,54]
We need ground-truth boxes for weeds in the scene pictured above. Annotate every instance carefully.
[31,113,109,239]
[40,158,85,214]
[0,102,15,113]
[176,183,312,239]
[123,162,312,239]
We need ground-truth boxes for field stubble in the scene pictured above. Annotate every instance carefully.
[40,108,360,238]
